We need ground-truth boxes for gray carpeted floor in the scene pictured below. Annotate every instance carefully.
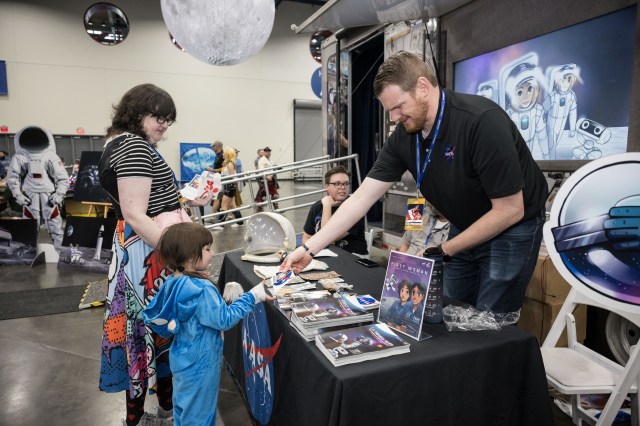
[0,285,87,320]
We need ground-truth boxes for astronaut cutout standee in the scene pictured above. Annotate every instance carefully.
[6,125,69,248]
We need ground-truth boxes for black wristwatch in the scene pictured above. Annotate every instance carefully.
[423,245,451,262]
[301,243,315,258]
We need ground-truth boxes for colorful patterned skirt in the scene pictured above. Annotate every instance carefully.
[99,220,173,398]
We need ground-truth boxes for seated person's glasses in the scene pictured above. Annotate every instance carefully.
[328,181,350,189]
[153,115,175,126]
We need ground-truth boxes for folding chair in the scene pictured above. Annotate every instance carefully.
[540,152,640,426]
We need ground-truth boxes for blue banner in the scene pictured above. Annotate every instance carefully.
[179,142,215,182]
[242,303,280,425]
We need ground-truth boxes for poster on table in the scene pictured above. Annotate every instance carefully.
[0,219,38,266]
[378,251,434,341]
[180,142,217,183]
[73,151,111,203]
[57,216,116,274]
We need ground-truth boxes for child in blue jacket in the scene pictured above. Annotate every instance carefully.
[143,222,271,426]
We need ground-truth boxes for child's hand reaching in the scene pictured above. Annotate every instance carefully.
[250,280,276,303]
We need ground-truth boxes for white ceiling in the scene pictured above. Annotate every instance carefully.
[292,0,474,33]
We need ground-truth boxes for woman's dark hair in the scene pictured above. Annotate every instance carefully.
[398,279,411,296]
[156,222,213,282]
[106,83,176,140]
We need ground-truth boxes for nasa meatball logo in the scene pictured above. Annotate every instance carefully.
[242,303,282,424]
[444,145,456,161]
[543,153,640,305]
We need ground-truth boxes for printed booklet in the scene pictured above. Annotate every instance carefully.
[315,322,411,367]
[378,251,434,341]
[290,296,374,338]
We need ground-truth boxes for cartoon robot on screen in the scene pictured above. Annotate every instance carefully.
[545,64,582,159]
[6,125,69,248]
[504,61,549,159]
[572,117,611,160]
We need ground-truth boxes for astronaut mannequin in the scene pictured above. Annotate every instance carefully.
[505,63,549,159]
[7,125,69,248]
[546,64,581,160]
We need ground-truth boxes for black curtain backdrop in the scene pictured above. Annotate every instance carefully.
[350,33,384,222]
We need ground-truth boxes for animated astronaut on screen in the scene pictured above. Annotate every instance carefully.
[6,125,69,248]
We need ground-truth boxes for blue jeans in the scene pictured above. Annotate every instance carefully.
[443,209,545,313]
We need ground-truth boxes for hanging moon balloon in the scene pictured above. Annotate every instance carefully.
[160,0,275,66]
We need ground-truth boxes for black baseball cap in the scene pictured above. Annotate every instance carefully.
[263,147,272,151]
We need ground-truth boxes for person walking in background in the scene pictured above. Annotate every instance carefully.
[97,83,182,426]
[206,140,225,223]
[234,148,245,214]
[255,146,279,211]
[220,147,244,227]
[254,148,264,169]
[142,222,272,426]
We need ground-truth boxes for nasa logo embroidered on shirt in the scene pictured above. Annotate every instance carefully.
[444,145,456,161]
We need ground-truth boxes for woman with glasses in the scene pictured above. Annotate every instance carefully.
[97,83,180,426]
[302,165,368,255]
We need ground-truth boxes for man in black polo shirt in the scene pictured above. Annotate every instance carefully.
[283,51,548,314]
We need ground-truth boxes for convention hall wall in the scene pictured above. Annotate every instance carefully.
[0,0,322,171]
[440,0,640,153]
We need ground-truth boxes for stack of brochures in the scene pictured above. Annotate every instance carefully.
[275,290,334,320]
[290,296,374,341]
[315,323,411,367]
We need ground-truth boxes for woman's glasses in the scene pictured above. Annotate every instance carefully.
[152,115,175,126]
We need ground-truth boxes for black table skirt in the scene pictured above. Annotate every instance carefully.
[220,247,554,426]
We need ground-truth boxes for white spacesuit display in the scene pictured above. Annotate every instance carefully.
[6,125,69,247]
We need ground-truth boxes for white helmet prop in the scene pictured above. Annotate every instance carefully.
[241,212,296,263]
[14,125,57,157]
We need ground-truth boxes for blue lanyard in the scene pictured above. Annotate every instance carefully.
[149,144,180,192]
[415,90,446,190]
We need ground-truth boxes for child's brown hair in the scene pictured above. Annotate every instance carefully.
[156,222,214,282]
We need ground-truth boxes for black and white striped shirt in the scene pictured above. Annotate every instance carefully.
[99,133,181,219]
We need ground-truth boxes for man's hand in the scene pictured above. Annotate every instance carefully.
[280,246,313,274]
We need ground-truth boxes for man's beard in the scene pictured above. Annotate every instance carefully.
[402,95,430,134]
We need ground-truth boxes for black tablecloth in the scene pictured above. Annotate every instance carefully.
[221,247,554,426]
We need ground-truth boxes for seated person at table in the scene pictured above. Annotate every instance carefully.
[398,203,450,257]
[302,165,367,255]
[397,283,426,335]
[386,280,411,327]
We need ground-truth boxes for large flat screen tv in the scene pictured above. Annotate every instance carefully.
[453,6,636,171]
